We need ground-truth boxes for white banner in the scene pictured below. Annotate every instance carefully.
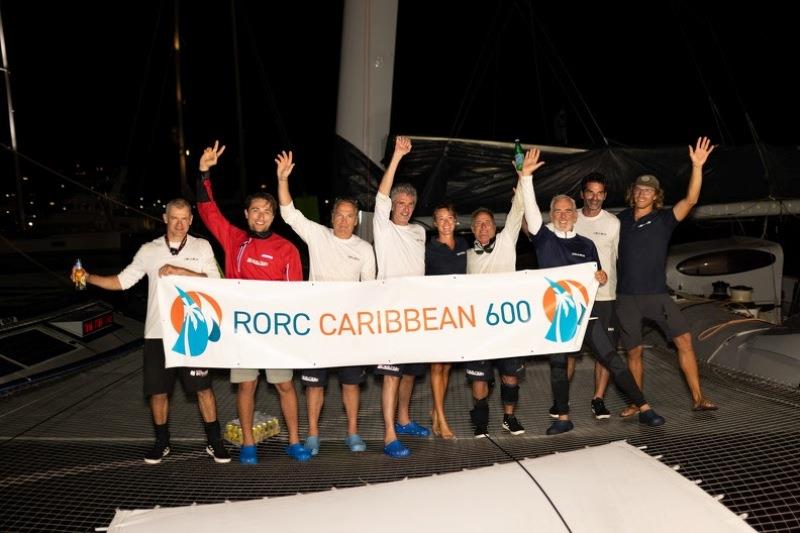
[156,263,598,369]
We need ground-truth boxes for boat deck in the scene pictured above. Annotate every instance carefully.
[1,345,799,532]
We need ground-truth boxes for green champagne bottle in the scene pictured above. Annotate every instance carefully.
[514,139,524,171]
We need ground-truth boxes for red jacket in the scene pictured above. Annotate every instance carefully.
[197,179,302,281]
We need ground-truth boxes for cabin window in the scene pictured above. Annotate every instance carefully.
[676,249,776,276]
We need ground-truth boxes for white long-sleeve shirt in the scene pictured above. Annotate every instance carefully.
[466,186,524,274]
[281,202,376,281]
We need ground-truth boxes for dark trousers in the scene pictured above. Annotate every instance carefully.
[549,316,646,415]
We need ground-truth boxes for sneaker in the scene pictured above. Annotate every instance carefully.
[474,424,489,438]
[144,441,170,464]
[344,434,367,452]
[285,443,313,462]
[239,444,258,465]
[304,435,321,456]
[546,419,574,435]
[205,441,231,464]
[591,398,611,420]
[548,405,559,419]
[502,415,525,435]
[394,421,431,437]
[639,409,666,427]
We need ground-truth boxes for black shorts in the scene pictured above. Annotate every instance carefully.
[616,294,691,350]
[590,300,619,348]
[300,366,366,387]
[143,339,213,396]
[374,363,428,378]
[464,357,525,382]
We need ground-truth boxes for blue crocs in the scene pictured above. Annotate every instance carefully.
[546,420,574,435]
[286,443,313,462]
[383,439,410,458]
[239,444,258,465]
[304,435,321,456]
[394,421,431,437]
[345,434,366,452]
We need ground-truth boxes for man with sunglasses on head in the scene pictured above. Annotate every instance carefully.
[275,150,375,456]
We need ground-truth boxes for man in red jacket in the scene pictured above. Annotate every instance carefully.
[196,140,310,464]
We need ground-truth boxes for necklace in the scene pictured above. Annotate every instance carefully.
[165,234,188,256]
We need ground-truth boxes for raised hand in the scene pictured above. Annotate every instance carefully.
[199,140,226,172]
[517,148,545,177]
[689,136,714,167]
[275,151,295,182]
[394,135,412,159]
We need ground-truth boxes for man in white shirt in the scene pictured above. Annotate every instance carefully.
[465,176,527,437]
[72,199,230,464]
[562,172,618,420]
[276,150,376,455]
[373,136,430,458]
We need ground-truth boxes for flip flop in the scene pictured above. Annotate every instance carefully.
[692,398,718,411]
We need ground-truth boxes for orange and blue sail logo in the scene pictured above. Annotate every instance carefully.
[542,279,588,343]
[170,287,222,356]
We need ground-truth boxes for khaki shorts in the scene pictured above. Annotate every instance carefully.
[230,368,294,384]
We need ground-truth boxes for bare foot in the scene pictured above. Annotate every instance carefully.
[439,421,455,440]
[619,404,638,418]
[430,409,441,437]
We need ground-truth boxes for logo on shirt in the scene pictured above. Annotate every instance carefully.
[542,278,588,343]
[170,287,222,357]
[636,220,653,229]
[246,257,269,267]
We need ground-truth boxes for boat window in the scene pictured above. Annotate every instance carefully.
[676,249,776,276]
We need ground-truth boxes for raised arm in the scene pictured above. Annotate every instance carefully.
[673,136,714,222]
[377,136,412,197]
[275,150,295,207]
[518,149,546,235]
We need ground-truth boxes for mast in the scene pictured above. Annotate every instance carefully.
[336,0,399,167]
[0,8,25,230]
[173,0,189,197]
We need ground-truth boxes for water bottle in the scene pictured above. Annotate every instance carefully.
[73,259,87,291]
[514,139,525,171]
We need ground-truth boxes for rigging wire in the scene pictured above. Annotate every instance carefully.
[670,2,733,147]
[520,3,606,147]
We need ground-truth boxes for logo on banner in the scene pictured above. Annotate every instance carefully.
[170,286,222,356]
[542,279,588,343]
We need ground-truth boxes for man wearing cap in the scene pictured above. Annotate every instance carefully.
[519,149,665,435]
[616,136,718,414]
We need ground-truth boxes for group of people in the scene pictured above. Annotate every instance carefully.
[72,135,718,464]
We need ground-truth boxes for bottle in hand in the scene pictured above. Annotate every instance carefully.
[73,259,87,291]
[514,139,524,171]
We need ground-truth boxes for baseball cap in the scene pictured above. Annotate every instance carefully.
[634,174,660,190]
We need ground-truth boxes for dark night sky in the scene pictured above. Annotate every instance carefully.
[2,1,798,207]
